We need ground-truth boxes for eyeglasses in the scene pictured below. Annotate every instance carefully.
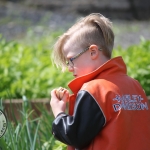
[66,47,90,67]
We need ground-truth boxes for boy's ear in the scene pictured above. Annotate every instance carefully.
[89,45,99,60]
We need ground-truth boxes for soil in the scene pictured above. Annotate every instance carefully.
[0,2,150,48]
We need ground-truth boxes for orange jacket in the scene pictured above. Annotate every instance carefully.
[67,56,150,150]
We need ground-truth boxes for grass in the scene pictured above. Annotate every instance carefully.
[0,96,67,150]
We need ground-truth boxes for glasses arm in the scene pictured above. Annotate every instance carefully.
[70,47,89,62]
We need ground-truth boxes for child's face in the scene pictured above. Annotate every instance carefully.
[63,43,98,78]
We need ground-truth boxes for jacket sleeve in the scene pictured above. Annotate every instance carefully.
[52,90,106,149]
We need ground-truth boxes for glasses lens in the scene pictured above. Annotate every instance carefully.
[70,60,74,67]
[66,60,74,67]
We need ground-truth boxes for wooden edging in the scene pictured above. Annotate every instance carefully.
[2,96,150,103]
[3,98,50,104]
[2,97,150,121]
[2,99,51,121]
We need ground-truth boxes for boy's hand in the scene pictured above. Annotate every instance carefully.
[55,87,68,100]
[50,87,69,118]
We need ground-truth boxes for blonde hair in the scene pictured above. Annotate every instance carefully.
[52,13,114,71]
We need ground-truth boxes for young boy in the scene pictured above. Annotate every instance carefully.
[50,13,150,150]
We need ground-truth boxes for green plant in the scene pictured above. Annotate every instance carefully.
[0,96,67,150]
[0,34,72,99]
[1,34,150,99]
[113,38,150,96]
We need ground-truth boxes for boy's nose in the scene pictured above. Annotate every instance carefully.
[68,66,74,72]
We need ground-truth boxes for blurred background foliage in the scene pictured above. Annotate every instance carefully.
[0,1,150,99]
[0,32,73,99]
[0,1,150,150]
[0,33,150,99]
[113,39,150,96]
[0,0,150,99]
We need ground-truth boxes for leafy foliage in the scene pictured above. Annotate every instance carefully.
[0,34,150,99]
[0,34,72,99]
[113,39,150,96]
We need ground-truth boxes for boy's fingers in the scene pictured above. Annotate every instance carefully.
[51,89,58,99]
[51,87,69,101]
[62,90,69,102]
[56,87,66,100]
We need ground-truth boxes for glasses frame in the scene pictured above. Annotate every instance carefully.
[66,45,102,67]
[66,47,90,67]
